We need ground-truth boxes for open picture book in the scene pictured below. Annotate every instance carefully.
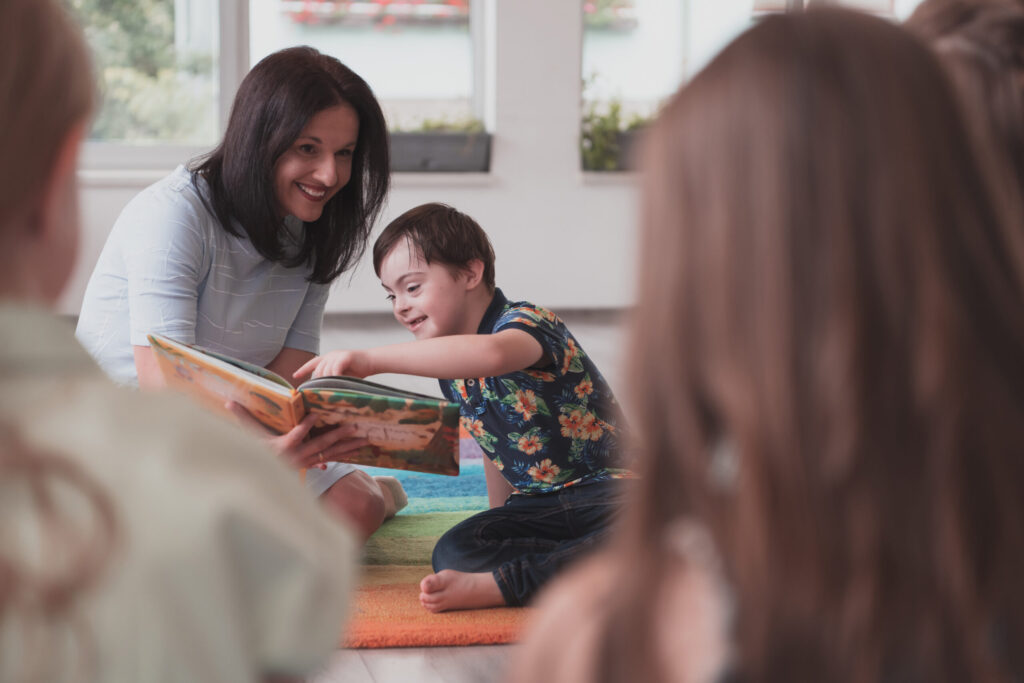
[147,333,459,475]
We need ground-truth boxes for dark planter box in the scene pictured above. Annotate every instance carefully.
[616,129,642,170]
[390,131,492,173]
[581,128,645,172]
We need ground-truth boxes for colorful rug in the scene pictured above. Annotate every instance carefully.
[342,438,532,648]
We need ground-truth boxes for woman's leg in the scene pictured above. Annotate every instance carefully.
[320,469,403,542]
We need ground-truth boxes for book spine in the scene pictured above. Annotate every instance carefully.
[288,392,306,428]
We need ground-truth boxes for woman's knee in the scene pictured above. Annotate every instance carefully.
[320,470,387,541]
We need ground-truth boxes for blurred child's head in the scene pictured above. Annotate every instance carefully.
[604,7,1024,682]
[907,0,1024,209]
[0,0,94,303]
[373,203,495,339]
[0,3,117,676]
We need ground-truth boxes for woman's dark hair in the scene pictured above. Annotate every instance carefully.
[193,46,390,284]
[599,7,1024,682]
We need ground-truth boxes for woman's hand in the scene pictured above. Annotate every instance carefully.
[225,402,370,470]
[294,350,374,382]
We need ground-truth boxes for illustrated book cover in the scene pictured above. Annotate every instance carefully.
[147,333,460,475]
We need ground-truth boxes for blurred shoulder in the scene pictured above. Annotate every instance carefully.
[512,537,731,683]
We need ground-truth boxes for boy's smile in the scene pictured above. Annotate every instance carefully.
[378,238,482,340]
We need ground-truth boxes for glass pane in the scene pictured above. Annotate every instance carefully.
[581,0,754,170]
[250,1,478,132]
[66,0,219,145]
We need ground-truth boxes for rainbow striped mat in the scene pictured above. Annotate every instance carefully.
[343,438,532,648]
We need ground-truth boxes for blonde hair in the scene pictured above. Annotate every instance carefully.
[0,0,94,227]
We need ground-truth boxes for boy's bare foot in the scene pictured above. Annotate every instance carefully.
[419,569,506,612]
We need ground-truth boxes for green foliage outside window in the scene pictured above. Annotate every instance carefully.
[65,0,216,144]
[581,75,650,171]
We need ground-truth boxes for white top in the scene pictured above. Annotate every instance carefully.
[76,165,330,387]
[0,305,357,682]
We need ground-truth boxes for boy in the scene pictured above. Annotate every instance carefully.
[296,203,633,612]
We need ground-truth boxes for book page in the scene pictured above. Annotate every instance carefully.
[299,375,443,401]
[300,387,460,475]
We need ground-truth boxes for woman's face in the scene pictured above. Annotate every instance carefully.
[273,102,360,222]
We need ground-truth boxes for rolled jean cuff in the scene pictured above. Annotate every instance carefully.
[493,566,523,607]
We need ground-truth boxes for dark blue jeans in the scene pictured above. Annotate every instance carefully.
[431,479,625,606]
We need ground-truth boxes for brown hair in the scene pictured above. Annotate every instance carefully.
[602,8,1024,682]
[373,202,496,291]
[906,0,1024,208]
[0,0,94,228]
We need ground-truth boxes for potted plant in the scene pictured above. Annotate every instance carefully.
[580,97,649,172]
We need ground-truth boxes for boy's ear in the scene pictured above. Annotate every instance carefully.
[462,259,485,290]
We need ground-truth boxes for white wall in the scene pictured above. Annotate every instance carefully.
[64,0,642,318]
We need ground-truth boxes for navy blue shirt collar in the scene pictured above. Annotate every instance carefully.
[477,288,508,334]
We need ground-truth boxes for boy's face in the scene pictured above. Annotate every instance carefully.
[378,239,477,340]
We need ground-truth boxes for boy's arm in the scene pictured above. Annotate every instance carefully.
[294,329,545,381]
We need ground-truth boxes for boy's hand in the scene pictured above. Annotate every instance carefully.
[294,350,374,381]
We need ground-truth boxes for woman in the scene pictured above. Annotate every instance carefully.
[1,1,357,680]
[76,46,404,539]
[513,8,1024,682]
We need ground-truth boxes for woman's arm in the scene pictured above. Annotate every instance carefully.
[133,345,165,390]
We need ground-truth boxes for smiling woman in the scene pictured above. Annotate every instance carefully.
[74,46,406,542]
[274,103,360,222]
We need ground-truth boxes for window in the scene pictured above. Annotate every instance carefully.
[68,0,219,148]
[581,0,754,171]
[252,1,479,133]
[69,0,489,172]
[757,0,928,18]
[580,0,930,171]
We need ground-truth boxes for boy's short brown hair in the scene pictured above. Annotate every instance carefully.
[373,203,496,292]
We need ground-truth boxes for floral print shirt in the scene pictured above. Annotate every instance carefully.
[440,289,633,494]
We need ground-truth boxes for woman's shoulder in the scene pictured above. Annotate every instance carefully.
[116,166,215,231]
[108,166,222,253]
